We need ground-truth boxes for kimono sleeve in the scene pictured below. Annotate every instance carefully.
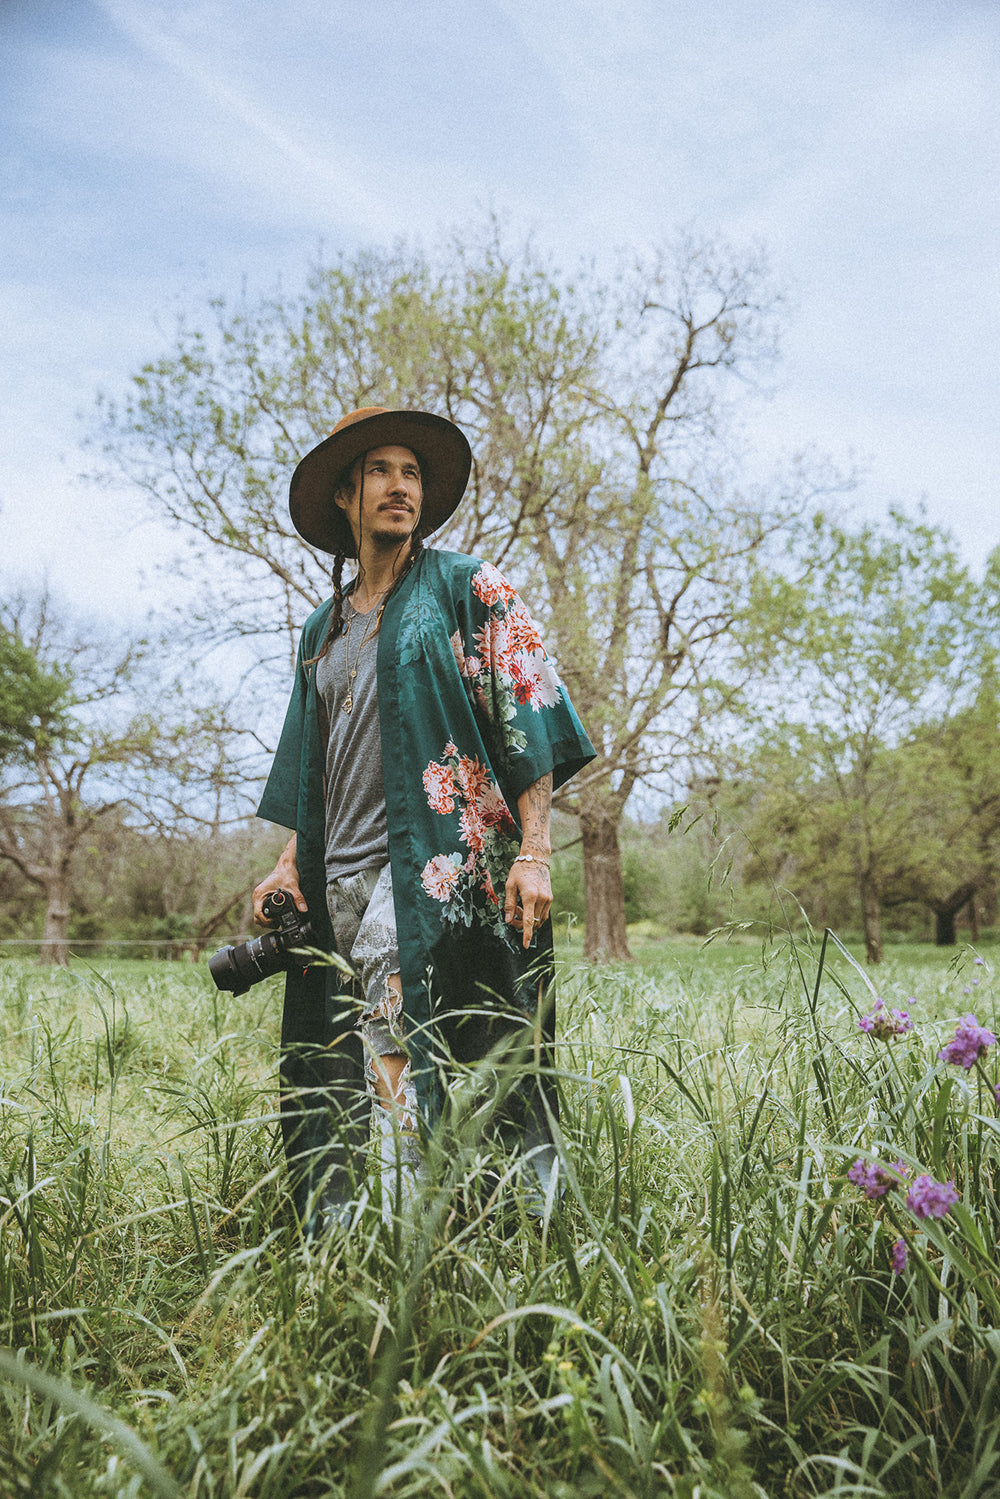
[456,559,595,801]
[256,634,314,832]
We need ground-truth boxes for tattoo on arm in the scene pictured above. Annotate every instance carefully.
[518,774,552,855]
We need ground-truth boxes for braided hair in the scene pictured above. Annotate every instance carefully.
[326,549,349,644]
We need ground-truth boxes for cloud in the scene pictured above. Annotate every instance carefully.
[88,0,404,235]
[87,0,578,240]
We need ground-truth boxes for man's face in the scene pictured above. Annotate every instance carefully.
[335,445,423,552]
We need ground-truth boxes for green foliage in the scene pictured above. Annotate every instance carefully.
[0,626,71,765]
[540,809,735,941]
[732,511,995,960]
[3,935,1000,1495]
[68,814,286,950]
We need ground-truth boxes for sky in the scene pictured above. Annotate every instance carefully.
[2,0,998,625]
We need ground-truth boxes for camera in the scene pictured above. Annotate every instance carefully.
[208,889,316,996]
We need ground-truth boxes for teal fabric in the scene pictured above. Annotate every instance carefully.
[257,548,595,1216]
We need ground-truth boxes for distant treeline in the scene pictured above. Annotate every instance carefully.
[2,801,993,958]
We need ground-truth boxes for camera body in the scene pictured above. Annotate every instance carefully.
[208,889,316,996]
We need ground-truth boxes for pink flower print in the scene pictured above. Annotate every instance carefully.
[479,780,515,833]
[450,631,481,681]
[421,854,461,902]
[444,740,458,757]
[509,657,536,706]
[472,561,517,608]
[455,754,490,803]
[423,761,457,814]
[510,649,560,710]
[459,804,487,853]
[473,616,514,674]
[504,597,544,652]
[471,621,490,670]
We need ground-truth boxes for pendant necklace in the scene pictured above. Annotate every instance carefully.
[341,601,385,713]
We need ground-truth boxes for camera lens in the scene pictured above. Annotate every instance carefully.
[207,889,315,996]
[208,930,284,995]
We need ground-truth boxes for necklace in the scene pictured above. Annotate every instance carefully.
[341,601,385,713]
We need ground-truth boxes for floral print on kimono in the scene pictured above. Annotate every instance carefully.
[449,562,563,758]
[419,563,566,949]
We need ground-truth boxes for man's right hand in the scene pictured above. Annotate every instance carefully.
[253,834,308,926]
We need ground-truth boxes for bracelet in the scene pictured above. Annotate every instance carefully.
[514,853,550,868]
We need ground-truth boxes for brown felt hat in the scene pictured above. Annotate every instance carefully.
[289,406,472,557]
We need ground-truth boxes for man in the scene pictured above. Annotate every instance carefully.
[254,406,594,1228]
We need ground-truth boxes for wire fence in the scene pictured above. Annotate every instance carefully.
[0,937,238,962]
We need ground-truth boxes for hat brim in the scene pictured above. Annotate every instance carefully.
[289,409,472,557]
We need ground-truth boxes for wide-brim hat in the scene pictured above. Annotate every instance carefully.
[289,406,472,557]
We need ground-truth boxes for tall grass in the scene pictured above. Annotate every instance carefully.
[1,933,998,1497]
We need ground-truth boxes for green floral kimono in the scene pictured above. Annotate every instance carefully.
[257,548,595,1217]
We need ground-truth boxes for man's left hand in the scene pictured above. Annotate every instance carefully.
[504,858,552,949]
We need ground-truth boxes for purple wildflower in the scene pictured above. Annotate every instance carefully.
[906,1175,959,1220]
[995,1082,1000,1109]
[937,1014,996,1070]
[848,1158,907,1200]
[974,957,986,966]
[890,1238,908,1275]
[858,998,914,1041]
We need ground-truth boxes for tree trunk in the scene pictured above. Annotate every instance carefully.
[580,805,632,963]
[930,882,979,947]
[40,873,71,966]
[859,871,883,965]
[934,908,958,946]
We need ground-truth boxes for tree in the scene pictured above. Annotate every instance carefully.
[734,510,984,961]
[0,593,263,963]
[510,244,809,957]
[93,223,806,958]
[892,677,1000,942]
[0,595,146,962]
[0,610,70,762]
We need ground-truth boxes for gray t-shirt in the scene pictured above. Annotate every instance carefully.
[316,602,389,880]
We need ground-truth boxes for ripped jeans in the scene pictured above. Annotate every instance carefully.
[325,863,420,1153]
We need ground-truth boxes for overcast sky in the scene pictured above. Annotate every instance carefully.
[2,0,998,623]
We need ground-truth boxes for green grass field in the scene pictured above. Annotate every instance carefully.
[1,930,999,1498]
